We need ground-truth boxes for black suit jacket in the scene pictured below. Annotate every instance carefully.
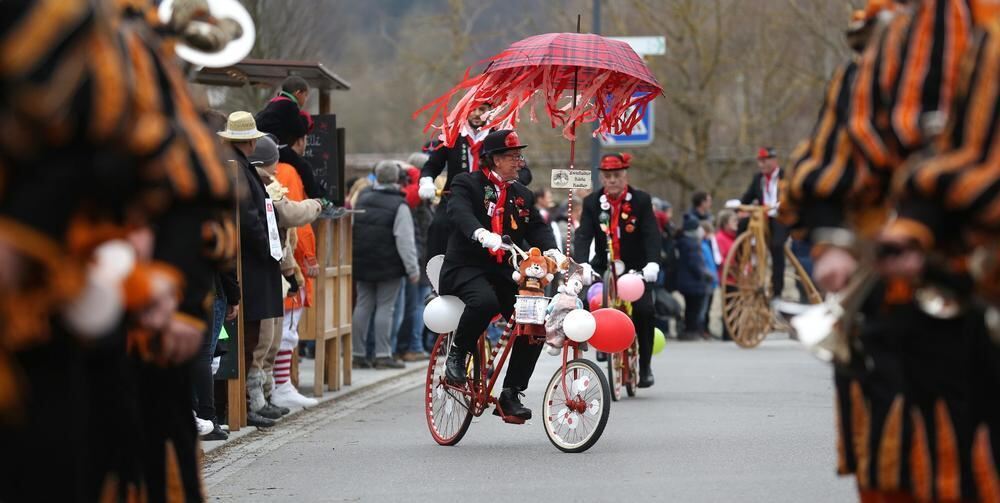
[573,187,660,275]
[740,169,785,205]
[234,147,283,321]
[440,171,556,292]
[421,137,475,192]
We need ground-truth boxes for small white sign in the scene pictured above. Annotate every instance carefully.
[551,169,592,190]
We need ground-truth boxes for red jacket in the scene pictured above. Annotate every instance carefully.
[402,166,421,209]
[715,228,737,284]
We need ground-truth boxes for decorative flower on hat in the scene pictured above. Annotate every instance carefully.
[505,131,521,148]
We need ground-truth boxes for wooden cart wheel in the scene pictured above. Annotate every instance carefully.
[721,232,773,348]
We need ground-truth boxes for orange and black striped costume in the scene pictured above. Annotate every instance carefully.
[783,1,1000,501]
[892,20,1000,501]
[848,0,973,171]
[0,0,235,501]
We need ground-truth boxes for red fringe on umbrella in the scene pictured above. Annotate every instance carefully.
[414,62,659,148]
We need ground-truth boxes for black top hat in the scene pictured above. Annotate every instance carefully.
[480,130,528,159]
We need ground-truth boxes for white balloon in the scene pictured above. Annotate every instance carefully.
[424,295,465,333]
[563,309,596,343]
[426,254,445,294]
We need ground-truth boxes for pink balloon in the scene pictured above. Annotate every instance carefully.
[617,273,645,302]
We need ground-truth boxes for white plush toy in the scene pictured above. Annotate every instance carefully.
[544,261,586,355]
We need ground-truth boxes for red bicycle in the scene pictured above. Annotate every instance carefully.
[424,242,612,453]
[599,236,640,401]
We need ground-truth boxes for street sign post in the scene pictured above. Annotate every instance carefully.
[597,36,663,149]
[599,96,654,147]
[608,36,666,56]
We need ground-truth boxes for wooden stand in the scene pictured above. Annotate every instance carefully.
[299,216,353,396]
[228,160,247,430]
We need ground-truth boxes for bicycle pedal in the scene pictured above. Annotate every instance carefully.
[492,406,527,425]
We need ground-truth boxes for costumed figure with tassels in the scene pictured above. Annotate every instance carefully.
[779,1,1000,500]
[0,0,247,500]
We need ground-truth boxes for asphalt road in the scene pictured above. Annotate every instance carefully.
[206,338,855,502]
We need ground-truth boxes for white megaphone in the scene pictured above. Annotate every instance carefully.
[158,0,255,69]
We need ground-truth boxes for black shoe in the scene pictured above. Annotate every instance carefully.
[638,368,654,388]
[247,411,275,428]
[352,356,372,369]
[445,346,467,384]
[494,388,531,420]
[268,402,291,416]
[201,423,229,441]
[373,356,405,369]
[256,404,283,420]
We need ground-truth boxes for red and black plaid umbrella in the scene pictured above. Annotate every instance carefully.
[415,32,662,148]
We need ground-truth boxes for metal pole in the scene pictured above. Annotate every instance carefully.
[590,0,602,189]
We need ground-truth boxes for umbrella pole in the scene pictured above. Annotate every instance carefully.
[565,14,583,257]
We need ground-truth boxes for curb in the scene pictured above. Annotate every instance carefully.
[201,365,425,458]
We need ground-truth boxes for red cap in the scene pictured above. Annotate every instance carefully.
[757,147,776,160]
[599,153,632,171]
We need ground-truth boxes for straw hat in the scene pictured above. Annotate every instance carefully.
[216,111,266,140]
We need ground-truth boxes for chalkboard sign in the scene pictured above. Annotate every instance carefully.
[303,114,345,205]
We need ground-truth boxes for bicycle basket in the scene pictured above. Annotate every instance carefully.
[514,295,550,325]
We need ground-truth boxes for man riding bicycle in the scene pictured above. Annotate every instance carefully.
[440,129,560,421]
[573,153,661,387]
[740,146,787,299]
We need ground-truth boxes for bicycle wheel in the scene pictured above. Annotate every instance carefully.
[625,338,639,397]
[543,358,611,453]
[425,333,474,446]
[785,245,822,304]
[721,232,772,348]
[608,351,623,401]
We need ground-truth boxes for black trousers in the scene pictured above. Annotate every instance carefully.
[682,293,706,334]
[769,219,788,297]
[427,198,453,259]
[1,330,90,502]
[632,286,655,375]
[448,268,543,391]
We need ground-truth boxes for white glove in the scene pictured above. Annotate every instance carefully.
[473,228,503,251]
[642,262,660,283]
[543,249,567,269]
[418,177,437,200]
[580,263,595,286]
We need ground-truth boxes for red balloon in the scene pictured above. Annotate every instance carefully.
[588,295,603,312]
[589,308,636,353]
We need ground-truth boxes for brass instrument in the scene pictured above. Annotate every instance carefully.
[773,265,876,365]
[157,0,256,69]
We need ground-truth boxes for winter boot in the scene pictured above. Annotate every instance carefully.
[246,369,267,413]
